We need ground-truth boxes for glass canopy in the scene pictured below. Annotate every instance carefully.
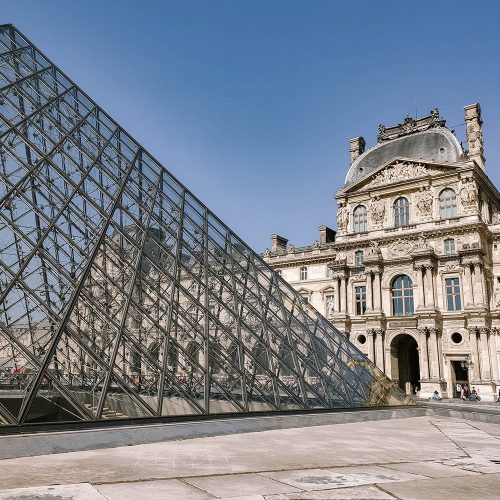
[0,24,412,427]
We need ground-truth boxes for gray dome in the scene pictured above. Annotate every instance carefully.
[345,128,463,186]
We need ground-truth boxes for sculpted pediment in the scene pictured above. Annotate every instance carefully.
[339,158,459,194]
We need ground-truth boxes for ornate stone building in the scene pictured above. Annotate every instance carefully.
[263,104,500,400]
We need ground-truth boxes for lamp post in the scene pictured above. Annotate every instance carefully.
[461,355,474,388]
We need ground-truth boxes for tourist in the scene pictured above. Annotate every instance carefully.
[469,387,481,402]
[431,390,442,401]
[461,383,470,400]
[496,390,500,403]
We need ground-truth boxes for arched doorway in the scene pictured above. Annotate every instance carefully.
[390,334,420,395]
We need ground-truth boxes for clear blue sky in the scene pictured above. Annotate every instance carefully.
[2,1,499,251]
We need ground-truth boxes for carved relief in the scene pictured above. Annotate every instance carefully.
[389,238,414,256]
[415,186,433,217]
[459,178,478,210]
[377,109,445,143]
[368,161,442,188]
[413,234,430,252]
[325,295,335,319]
[365,240,381,258]
[493,281,500,309]
[439,264,463,275]
[336,203,349,232]
[369,196,385,225]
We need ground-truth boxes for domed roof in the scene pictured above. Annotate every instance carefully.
[345,127,463,186]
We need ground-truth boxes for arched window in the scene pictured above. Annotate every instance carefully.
[300,266,308,280]
[391,275,414,316]
[439,188,457,219]
[394,197,410,226]
[444,238,455,255]
[353,205,367,233]
[355,250,364,265]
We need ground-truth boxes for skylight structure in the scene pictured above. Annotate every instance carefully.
[0,25,411,427]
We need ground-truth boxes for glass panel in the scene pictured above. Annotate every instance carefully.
[0,25,413,425]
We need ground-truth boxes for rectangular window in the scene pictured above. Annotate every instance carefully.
[355,250,364,266]
[444,239,455,255]
[445,277,461,311]
[300,267,308,280]
[326,266,334,278]
[355,286,366,316]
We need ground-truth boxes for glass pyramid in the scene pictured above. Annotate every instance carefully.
[0,24,411,427]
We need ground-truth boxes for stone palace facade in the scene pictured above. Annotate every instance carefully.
[263,104,500,400]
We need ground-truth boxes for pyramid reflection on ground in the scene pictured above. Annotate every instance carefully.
[0,24,412,427]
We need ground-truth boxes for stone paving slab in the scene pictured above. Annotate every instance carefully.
[183,473,301,498]
[0,483,106,500]
[265,485,394,499]
[259,465,425,491]
[382,460,480,478]
[1,416,500,498]
[0,408,426,460]
[380,472,500,500]
[0,417,463,490]
[96,478,213,499]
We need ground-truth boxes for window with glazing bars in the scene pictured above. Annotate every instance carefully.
[392,275,414,316]
[445,277,461,311]
[300,266,308,280]
[355,286,366,315]
[444,238,455,255]
[355,250,364,265]
[439,188,457,219]
[353,205,367,233]
[394,197,410,226]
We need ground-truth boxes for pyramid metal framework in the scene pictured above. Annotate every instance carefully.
[0,25,411,427]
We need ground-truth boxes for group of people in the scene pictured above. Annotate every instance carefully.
[459,383,481,401]
[430,383,484,402]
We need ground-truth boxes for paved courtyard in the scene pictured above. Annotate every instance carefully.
[0,416,499,499]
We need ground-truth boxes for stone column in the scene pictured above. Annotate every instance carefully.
[463,264,474,306]
[489,328,499,382]
[472,263,485,306]
[384,348,392,378]
[373,271,382,311]
[365,272,373,311]
[366,329,375,363]
[468,327,480,382]
[479,327,492,381]
[418,328,430,380]
[374,329,385,371]
[416,266,425,308]
[428,328,440,379]
[340,277,346,313]
[334,277,340,312]
[425,266,436,309]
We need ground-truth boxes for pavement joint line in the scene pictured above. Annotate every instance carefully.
[375,463,437,480]
[374,482,402,500]
[428,418,472,458]
[254,471,308,493]
[176,476,218,497]
[86,457,467,487]
[461,419,500,440]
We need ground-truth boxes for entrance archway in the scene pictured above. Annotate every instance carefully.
[390,334,420,395]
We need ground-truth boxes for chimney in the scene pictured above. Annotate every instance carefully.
[464,103,485,170]
[318,225,336,244]
[271,234,288,252]
[349,136,366,164]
